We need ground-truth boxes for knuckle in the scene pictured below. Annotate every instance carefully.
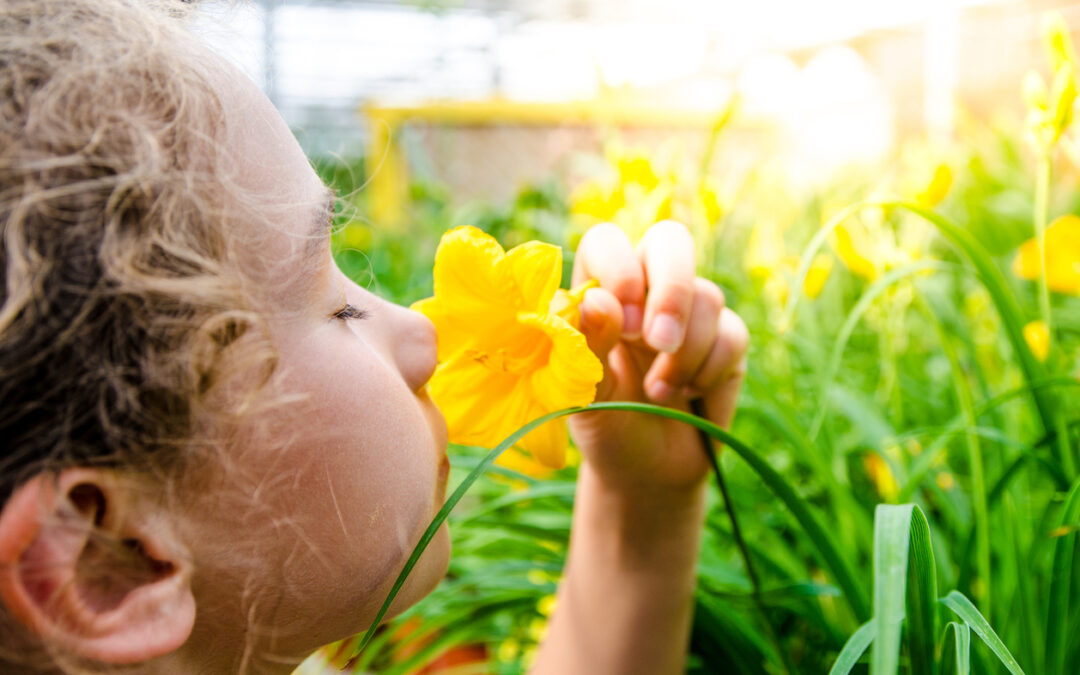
[652,277,696,314]
[609,272,645,303]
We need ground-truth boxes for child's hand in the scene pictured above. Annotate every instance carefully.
[569,221,749,498]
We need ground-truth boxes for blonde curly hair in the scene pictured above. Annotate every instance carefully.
[0,0,275,507]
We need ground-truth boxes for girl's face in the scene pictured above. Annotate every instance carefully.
[173,51,451,664]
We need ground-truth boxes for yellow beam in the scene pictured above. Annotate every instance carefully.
[363,98,719,128]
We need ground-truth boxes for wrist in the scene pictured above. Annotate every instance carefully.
[574,463,708,570]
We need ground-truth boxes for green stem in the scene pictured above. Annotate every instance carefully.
[918,293,990,618]
[691,399,791,674]
[350,401,871,661]
[1034,153,1053,347]
[1032,157,1077,480]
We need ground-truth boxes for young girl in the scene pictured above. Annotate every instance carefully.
[0,1,749,673]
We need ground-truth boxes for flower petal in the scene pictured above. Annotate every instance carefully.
[432,226,512,316]
[428,348,534,447]
[518,312,604,411]
[518,415,569,469]
[1012,214,1080,294]
[502,240,563,313]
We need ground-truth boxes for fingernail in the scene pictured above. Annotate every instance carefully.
[622,304,643,339]
[648,379,673,402]
[646,312,682,353]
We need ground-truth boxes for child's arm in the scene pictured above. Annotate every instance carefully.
[531,221,748,675]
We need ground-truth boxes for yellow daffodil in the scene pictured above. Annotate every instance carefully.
[571,142,726,245]
[803,254,834,299]
[833,223,879,281]
[1012,214,1080,294]
[1024,13,1079,151]
[914,163,953,209]
[1023,320,1051,362]
[863,451,899,501]
[412,226,603,469]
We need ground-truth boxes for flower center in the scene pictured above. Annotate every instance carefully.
[467,324,552,375]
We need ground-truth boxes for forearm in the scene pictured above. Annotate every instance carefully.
[530,463,708,675]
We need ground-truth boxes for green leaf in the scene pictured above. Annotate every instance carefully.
[809,260,959,440]
[872,504,914,675]
[787,200,1073,477]
[829,620,874,675]
[940,591,1026,675]
[940,622,971,675]
[1046,475,1080,675]
[351,400,871,660]
[905,506,938,675]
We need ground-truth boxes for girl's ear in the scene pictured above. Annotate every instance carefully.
[0,469,195,664]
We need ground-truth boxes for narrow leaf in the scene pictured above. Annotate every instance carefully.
[1046,475,1080,675]
[940,621,971,675]
[872,504,914,675]
[352,401,871,660]
[906,506,938,675]
[941,591,1026,675]
[829,620,875,675]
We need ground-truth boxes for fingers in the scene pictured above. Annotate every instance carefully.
[573,223,645,338]
[648,301,748,414]
[579,287,623,361]
[638,220,696,354]
[692,307,749,400]
[578,287,627,403]
[702,309,749,429]
[572,220,749,420]
[642,278,724,401]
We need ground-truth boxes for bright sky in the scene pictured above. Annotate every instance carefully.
[192,0,1009,165]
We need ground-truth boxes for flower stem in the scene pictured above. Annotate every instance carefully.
[1034,152,1053,348]
[690,399,792,674]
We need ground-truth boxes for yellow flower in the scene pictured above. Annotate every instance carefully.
[569,179,623,221]
[1023,320,1051,362]
[1012,214,1080,294]
[914,163,953,209]
[832,223,878,281]
[803,254,834,299]
[863,452,899,500]
[412,226,603,469]
[616,153,660,190]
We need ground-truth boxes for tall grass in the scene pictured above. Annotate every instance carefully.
[304,47,1080,675]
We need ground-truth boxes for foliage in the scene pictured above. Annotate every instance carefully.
[298,17,1080,675]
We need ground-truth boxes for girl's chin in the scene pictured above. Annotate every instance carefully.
[385,523,451,617]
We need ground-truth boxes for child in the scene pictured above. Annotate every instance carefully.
[0,1,749,673]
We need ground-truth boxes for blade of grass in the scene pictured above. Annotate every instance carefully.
[940,590,1026,675]
[898,376,1079,502]
[884,201,1074,479]
[1045,475,1080,675]
[1003,493,1042,674]
[940,621,971,675]
[351,400,872,661]
[905,505,938,675]
[691,398,791,674]
[917,291,990,619]
[787,200,1073,478]
[808,260,959,441]
[872,504,913,675]
[828,620,874,675]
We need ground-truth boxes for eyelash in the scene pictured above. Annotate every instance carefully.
[333,303,369,322]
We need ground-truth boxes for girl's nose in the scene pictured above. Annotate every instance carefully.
[393,306,438,392]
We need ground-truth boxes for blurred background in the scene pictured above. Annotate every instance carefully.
[196,0,1078,205]
[188,2,1080,674]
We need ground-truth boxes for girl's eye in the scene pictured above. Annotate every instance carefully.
[333,303,369,322]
